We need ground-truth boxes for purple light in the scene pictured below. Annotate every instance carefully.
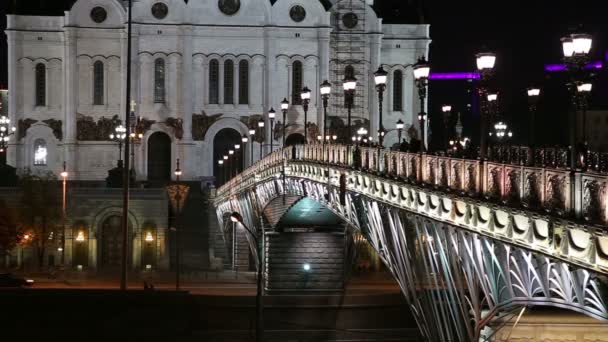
[429,72,480,80]
[545,61,603,72]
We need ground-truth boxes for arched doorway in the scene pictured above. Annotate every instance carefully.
[147,132,171,184]
[213,128,243,187]
[100,215,132,269]
[285,133,306,146]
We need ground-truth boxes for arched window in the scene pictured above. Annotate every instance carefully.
[93,61,104,105]
[238,60,249,105]
[224,60,234,104]
[209,59,219,104]
[35,63,46,106]
[393,70,403,112]
[34,139,47,166]
[292,61,303,105]
[154,58,165,103]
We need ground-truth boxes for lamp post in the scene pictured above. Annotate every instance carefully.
[241,135,248,169]
[301,87,311,143]
[228,149,235,178]
[476,51,497,161]
[60,162,68,267]
[320,80,331,141]
[374,67,388,147]
[174,159,182,291]
[234,144,241,174]
[414,57,431,154]
[249,128,255,164]
[442,105,452,152]
[343,75,357,143]
[109,122,127,167]
[258,119,265,160]
[527,87,540,162]
[230,212,264,342]
[395,119,404,150]
[223,155,228,183]
[281,98,289,148]
[218,159,224,185]
[268,108,276,155]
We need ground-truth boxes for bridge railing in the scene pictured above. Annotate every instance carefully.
[219,143,608,226]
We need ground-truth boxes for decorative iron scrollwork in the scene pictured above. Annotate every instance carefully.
[522,172,540,208]
[583,179,607,223]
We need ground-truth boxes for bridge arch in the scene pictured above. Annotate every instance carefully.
[215,153,608,341]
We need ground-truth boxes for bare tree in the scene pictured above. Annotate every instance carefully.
[0,200,22,270]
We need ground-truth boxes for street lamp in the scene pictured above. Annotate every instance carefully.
[268,108,276,154]
[235,144,241,175]
[249,128,255,164]
[320,80,331,141]
[281,98,289,148]
[229,149,235,178]
[60,162,68,267]
[301,86,311,143]
[230,211,264,342]
[241,135,248,169]
[343,75,357,143]
[413,57,431,153]
[527,87,541,162]
[476,50,496,161]
[441,105,452,151]
[258,118,265,160]
[374,66,388,146]
[173,158,183,291]
[396,119,405,149]
[109,122,127,167]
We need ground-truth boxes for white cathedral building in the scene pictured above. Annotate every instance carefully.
[5,0,430,184]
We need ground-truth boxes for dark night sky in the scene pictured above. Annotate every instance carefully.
[1,0,606,146]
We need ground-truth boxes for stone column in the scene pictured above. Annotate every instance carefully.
[6,30,18,166]
[181,26,193,141]
[63,28,78,176]
[317,28,330,132]
[369,34,382,141]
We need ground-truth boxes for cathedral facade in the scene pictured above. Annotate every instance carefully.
[5,0,430,183]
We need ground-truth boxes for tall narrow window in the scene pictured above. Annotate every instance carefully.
[209,59,219,104]
[393,70,403,112]
[224,60,234,104]
[35,63,46,106]
[93,61,104,105]
[154,58,165,103]
[292,61,303,105]
[34,139,47,166]
[238,60,249,105]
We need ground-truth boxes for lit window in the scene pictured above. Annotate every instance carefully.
[34,139,47,166]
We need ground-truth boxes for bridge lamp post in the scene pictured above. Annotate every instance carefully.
[320,80,332,141]
[475,51,497,161]
[218,160,224,185]
[441,105,452,151]
[374,66,388,147]
[234,144,241,174]
[301,87,311,143]
[527,87,540,162]
[241,135,248,169]
[229,150,235,178]
[343,75,357,143]
[223,155,228,183]
[174,159,183,291]
[413,57,431,153]
[396,119,405,150]
[249,129,255,164]
[230,212,264,342]
[258,119,265,160]
[268,108,276,154]
[281,98,289,148]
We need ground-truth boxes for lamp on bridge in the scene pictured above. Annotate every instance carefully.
[320,80,332,142]
[281,98,289,148]
[475,50,496,161]
[234,144,241,174]
[414,57,431,153]
[441,105,452,151]
[241,135,248,169]
[268,108,276,155]
[373,66,388,147]
[343,74,357,143]
[527,87,541,161]
[258,118,265,160]
[249,128,255,164]
[395,119,405,149]
[301,87,311,144]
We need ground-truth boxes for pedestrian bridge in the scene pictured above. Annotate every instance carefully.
[214,144,608,341]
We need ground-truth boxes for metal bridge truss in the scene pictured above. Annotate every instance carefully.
[215,151,608,341]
